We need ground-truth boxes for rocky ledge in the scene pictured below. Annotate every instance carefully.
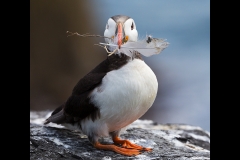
[30,111,210,160]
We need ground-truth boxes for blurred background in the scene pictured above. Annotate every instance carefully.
[30,0,210,131]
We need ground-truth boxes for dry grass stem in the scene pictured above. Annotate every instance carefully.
[94,44,117,56]
[66,31,112,39]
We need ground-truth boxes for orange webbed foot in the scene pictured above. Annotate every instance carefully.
[113,136,152,151]
[94,142,141,156]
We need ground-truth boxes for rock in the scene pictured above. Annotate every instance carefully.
[30,111,210,160]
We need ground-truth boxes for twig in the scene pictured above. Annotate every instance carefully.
[94,44,117,56]
[66,31,112,39]
[66,31,116,56]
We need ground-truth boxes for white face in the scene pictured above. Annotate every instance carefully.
[104,18,138,46]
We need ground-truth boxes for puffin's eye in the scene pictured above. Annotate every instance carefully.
[131,22,134,30]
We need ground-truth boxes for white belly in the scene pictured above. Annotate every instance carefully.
[80,59,158,137]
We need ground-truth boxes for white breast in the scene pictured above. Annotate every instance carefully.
[80,59,158,137]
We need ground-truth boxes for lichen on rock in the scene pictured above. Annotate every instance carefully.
[30,111,210,160]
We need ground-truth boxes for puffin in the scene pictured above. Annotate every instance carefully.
[45,15,158,156]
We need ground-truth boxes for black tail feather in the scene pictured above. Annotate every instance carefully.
[44,109,65,125]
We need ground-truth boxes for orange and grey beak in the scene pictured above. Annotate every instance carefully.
[115,23,125,49]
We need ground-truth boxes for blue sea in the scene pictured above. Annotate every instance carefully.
[94,0,210,131]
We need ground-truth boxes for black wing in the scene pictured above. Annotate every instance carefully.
[45,53,130,124]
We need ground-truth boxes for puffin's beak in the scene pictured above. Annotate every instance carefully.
[115,23,125,49]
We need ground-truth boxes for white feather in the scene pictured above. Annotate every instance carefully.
[100,35,169,57]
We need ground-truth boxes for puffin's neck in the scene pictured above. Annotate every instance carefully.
[106,51,142,72]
